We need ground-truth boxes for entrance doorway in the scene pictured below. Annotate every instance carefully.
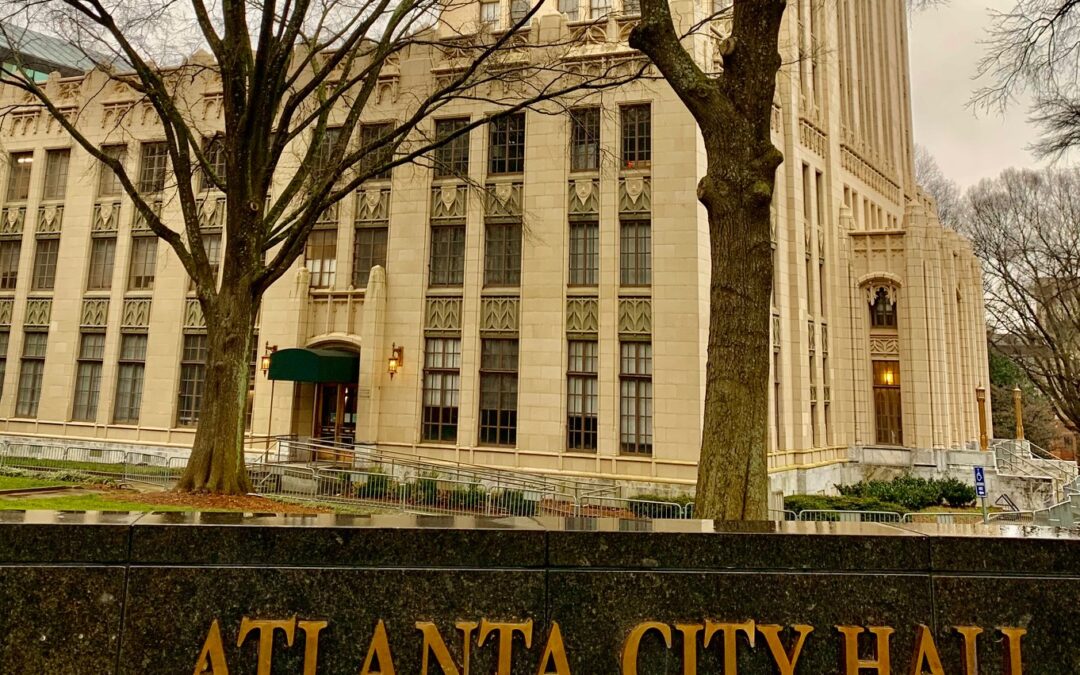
[314,383,358,445]
[873,360,902,445]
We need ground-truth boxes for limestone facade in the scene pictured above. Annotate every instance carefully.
[0,0,989,486]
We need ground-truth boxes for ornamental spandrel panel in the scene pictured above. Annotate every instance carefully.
[431,184,467,222]
[92,201,121,233]
[425,297,462,331]
[566,297,599,335]
[480,296,519,333]
[132,199,162,231]
[197,196,226,230]
[121,299,152,328]
[870,336,900,356]
[1,207,25,235]
[80,299,109,327]
[6,110,39,137]
[618,298,651,335]
[36,204,63,234]
[568,179,599,218]
[0,299,13,326]
[24,299,52,327]
[184,299,206,329]
[484,182,523,220]
[356,188,391,223]
[618,176,651,215]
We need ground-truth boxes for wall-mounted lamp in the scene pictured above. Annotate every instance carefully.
[883,368,894,386]
[260,342,278,377]
[387,343,404,379]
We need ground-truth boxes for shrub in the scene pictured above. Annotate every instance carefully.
[837,475,977,511]
[496,490,537,516]
[938,478,977,508]
[415,473,440,505]
[784,494,905,515]
[448,484,485,510]
[363,471,392,500]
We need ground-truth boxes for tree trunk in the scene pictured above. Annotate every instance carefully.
[175,287,258,494]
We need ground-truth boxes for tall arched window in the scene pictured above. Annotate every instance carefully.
[870,287,897,328]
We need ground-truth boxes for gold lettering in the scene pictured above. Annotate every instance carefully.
[758,624,813,675]
[416,622,466,675]
[954,626,982,675]
[237,617,296,675]
[704,621,756,675]
[194,619,230,675]
[299,620,328,675]
[536,622,572,675]
[909,625,944,675]
[478,619,533,675]
[360,620,396,675]
[674,624,703,675]
[836,625,894,674]
[621,622,672,675]
[999,627,1027,675]
[457,621,479,675]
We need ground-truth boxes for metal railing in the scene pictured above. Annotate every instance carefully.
[795,510,902,523]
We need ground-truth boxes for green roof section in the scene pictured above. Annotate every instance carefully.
[0,21,111,76]
[268,348,359,383]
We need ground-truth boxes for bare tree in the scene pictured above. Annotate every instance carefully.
[0,1,639,494]
[914,144,962,228]
[963,167,1080,436]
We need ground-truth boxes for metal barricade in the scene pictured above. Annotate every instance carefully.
[902,512,985,525]
[796,510,901,523]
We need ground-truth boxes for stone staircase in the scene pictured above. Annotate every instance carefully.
[992,439,1080,527]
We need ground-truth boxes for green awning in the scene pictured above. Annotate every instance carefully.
[268,348,359,383]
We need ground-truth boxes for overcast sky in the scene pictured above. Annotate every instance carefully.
[908,0,1059,188]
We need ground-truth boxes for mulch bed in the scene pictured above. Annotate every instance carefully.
[116,490,330,514]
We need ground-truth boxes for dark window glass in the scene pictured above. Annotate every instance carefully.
[0,330,9,400]
[138,142,168,193]
[353,226,388,288]
[570,108,601,172]
[6,152,33,202]
[567,340,598,451]
[15,331,48,418]
[128,237,158,290]
[305,229,337,288]
[42,149,70,201]
[510,0,530,23]
[484,222,521,286]
[434,118,470,178]
[422,337,461,443]
[360,123,394,180]
[569,221,599,286]
[488,113,526,175]
[619,341,652,454]
[177,332,208,427]
[87,237,116,291]
[621,104,651,167]
[200,136,226,192]
[479,339,518,446]
[0,240,21,290]
[620,220,651,286]
[98,145,126,197]
[31,238,59,290]
[871,288,897,328]
[114,333,147,424]
[72,332,105,421]
[430,225,466,286]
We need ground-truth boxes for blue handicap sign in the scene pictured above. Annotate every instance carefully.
[974,467,985,485]
[976,484,987,498]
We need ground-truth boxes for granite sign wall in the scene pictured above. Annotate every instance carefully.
[1,512,1077,674]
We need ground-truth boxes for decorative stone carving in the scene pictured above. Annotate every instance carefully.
[484,182,523,220]
[799,118,827,157]
[121,299,152,327]
[1,207,25,235]
[36,205,63,234]
[619,176,651,215]
[80,299,109,327]
[197,196,225,230]
[618,298,652,335]
[6,111,39,137]
[425,297,462,331]
[822,323,829,355]
[808,320,816,351]
[566,297,599,334]
[24,299,52,327]
[568,179,599,218]
[201,93,223,120]
[316,202,339,225]
[864,283,899,305]
[772,312,781,350]
[375,76,399,105]
[183,299,206,328]
[355,188,391,223]
[869,337,900,356]
[101,102,133,129]
[431,184,467,222]
[0,299,12,326]
[92,200,121,232]
[480,296,519,332]
[132,199,162,231]
[45,107,77,135]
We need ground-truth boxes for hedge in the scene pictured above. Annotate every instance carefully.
[836,475,976,510]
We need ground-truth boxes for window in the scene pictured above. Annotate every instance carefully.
[31,238,59,291]
[620,220,651,286]
[488,113,525,175]
[590,0,611,19]
[559,0,579,21]
[422,337,461,442]
[190,233,222,291]
[305,229,337,288]
[479,339,518,446]
[430,225,466,286]
[0,330,8,399]
[481,0,501,27]
[0,240,20,290]
[6,152,33,202]
[359,123,393,180]
[870,288,897,328]
[245,333,258,430]
[510,0,529,23]
[873,360,902,445]
[114,333,147,424]
[620,104,651,168]
[569,221,599,286]
[15,331,48,418]
[484,222,521,286]
[86,237,116,291]
[138,142,168,193]
[72,332,105,421]
[42,149,70,201]
[570,108,600,172]
[313,127,343,177]
[200,136,226,192]
[620,341,652,454]
[623,0,640,13]
[353,225,388,288]
[567,340,598,451]
[177,332,208,427]
[434,118,470,178]
[128,237,158,291]
[97,145,126,197]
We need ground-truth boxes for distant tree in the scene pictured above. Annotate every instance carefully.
[0,1,638,494]
[963,167,1080,437]
[988,349,1060,450]
[914,145,962,228]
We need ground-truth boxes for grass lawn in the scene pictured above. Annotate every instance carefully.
[0,493,239,512]
[1,458,173,476]
[0,476,69,490]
